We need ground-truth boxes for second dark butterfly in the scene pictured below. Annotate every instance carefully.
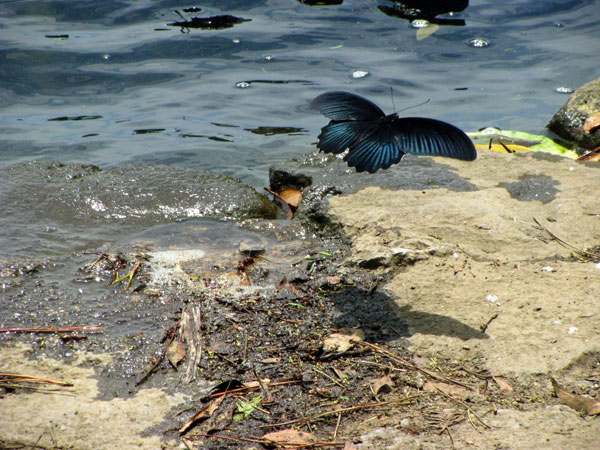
[310,91,476,173]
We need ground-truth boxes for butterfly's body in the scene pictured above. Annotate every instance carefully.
[310,91,476,173]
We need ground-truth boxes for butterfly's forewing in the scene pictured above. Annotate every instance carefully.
[309,91,385,121]
[389,117,477,161]
[344,125,406,173]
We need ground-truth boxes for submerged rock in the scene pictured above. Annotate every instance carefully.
[0,161,277,258]
[548,77,600,151]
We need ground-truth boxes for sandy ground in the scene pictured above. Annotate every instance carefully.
[328,151,600,448]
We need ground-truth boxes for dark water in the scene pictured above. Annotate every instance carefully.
[1,0,599,188]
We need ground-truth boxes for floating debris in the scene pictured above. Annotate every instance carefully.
[48,115,102,121]
[469,38,490,48]
[352,70,369,79]
[555,86,574,94]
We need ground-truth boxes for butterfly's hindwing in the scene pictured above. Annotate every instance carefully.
[345,126,405,173]
[317,121,370,154]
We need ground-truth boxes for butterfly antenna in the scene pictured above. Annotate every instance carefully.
[390,87,396,113]
[396,98,431,114]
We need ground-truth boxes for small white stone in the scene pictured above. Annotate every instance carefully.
[486,294,500,305]
[352,70,369,78]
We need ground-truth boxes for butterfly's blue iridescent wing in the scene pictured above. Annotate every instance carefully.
[344,124,406,173]
[316,121,373,154]
[388,117,476,161]
[344,116,476,173]
[309,91,385,121]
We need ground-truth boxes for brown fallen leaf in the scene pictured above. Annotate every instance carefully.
[424,381,471,400]
[583,112,600,134]
[264,187,295,219]
[492,376,514,392]
[551,377,600,416]
[262,429,318,448]
[278,188,303,210]
[322,328,365,354]
[167,340,186,368]
[243,378,271,389]
[371,374,393,396]
[578,146,600,162]
[179,395,225,434]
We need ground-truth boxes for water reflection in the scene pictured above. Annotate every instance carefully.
[298,0,343,5]
[168,10,251,32]
[245,126,307,136]
[378,0,469,26]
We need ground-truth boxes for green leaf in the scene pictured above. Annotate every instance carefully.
[233,395,262,422]
[468,128,578,159]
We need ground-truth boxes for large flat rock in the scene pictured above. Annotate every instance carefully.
[327,151,600,375]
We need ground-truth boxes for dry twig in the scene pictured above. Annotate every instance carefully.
[533,217,600,261]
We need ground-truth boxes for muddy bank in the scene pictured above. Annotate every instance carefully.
[2,151,600,449]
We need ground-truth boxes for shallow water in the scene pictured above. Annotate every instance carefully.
[1,0,598,189]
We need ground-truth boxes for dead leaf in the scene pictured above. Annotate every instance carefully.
[332,367,355,381]
[322,328,365,354]
[167,340,186,368]
[179,395,225,434]
[492,376,514,392]
[243,378,271,389]
[278,188,303,210]
[551,378,600,416]
[578,147,600,162]
[583,112,600,134]
[371,374,393,396]
[424,381,471,400]
[262,429,318,448]
[326,276,342,286]
[264,187,295,219]
[261,357,280,364]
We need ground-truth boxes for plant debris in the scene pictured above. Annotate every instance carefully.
[551,378,600,416]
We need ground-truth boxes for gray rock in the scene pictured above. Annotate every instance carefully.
[269,149,477,233]
[548,77,600,150]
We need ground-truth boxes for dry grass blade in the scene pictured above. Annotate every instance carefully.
[262,397,418,428]
[359,341,472,389]
[533,217,600,261]
[0,325,103,333]
[0,373,73,387]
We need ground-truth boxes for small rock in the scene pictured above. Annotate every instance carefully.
[239,241,265,256]
[548,77,600,150]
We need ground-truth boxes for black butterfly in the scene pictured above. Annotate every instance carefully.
[310,91,476,173]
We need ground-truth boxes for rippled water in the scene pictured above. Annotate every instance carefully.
[2,0,598,188]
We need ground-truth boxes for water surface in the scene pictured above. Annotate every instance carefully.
[2,0,598,188]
